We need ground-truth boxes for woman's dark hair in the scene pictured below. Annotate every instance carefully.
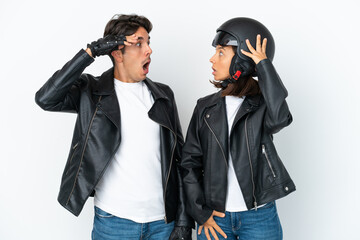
[103,14,152,63]
[210,46,260,97]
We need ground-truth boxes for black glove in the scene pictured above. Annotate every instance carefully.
[87,35,126,58]
[169,226,192,240]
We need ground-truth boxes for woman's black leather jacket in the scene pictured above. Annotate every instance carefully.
[181,59,296,225]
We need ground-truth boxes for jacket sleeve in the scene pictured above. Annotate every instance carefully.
[35,49,95,113]
[180,104,213,225]
[171,91,195,228]
[256,59,293,134]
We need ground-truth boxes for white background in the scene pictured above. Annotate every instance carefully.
[1,0,359,239]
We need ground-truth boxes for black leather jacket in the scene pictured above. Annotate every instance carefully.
[181,59,296,225]
[35,49,193,227]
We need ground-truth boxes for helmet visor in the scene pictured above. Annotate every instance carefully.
[212,31,238,47]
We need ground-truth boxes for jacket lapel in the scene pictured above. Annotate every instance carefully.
[92,72,174,132]
[144,78,174,131]
[231,94,261,133]
[92,68,120,129]
[203,92,229,162]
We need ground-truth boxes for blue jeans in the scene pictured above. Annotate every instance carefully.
[197,202,282,240]
[92,206,174,240]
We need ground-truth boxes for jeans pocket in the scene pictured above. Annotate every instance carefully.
[94,206,115,218]
[260,201,275,210]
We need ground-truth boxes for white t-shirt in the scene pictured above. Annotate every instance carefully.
[225,95,248,212]
[94,79,164,223]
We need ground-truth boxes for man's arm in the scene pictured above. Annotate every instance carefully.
[35,35,129,112]
[35,49,94,113]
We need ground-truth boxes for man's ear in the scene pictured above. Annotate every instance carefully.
[111,45,125,63]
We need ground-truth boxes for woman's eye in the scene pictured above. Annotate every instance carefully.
[219,52,224,56]
[136,43,141,47]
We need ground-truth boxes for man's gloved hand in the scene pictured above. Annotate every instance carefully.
[87,35,126,58]
[169,226,192,240]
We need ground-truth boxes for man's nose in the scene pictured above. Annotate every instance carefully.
[146,44,152,56]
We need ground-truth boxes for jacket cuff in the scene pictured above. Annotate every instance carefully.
[256,58,271,73]
[194,206,213,226]
[256,58,288,98]
[175,220,195,229]
[78,49,95,65]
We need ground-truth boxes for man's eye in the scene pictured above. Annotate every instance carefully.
[219,52,224,56]
[136,43,141,47]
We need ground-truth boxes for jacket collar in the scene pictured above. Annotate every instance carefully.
[204,90,262,109]
[92,67,172,130]
[143,78,170,101]
[93,67,169,102]
[93,68,115,95]
[204,91,262,136]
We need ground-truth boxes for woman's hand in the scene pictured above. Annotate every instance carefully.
[198,211,227,240]
[241,34,267,64]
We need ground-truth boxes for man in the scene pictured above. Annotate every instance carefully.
[35,14,193,239]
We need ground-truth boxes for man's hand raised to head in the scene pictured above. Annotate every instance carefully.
[86,34,138,58]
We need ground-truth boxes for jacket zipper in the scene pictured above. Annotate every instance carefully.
[158,123,177,224]
[66,96,102,205]
[204,117,228,168]
[244,115,258,210]
[65,142,79,175]
[262,145,276,178]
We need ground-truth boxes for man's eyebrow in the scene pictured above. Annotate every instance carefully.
[216,46,226,50]
[137,36,150,42]
[137,36,150,41]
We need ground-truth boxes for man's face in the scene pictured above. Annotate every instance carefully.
[121,27,152,82]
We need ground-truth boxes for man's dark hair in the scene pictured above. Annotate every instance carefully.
[104,14,152,63]
[211,46,260,97]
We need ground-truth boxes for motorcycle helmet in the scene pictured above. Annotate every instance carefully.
[212,17,275,86]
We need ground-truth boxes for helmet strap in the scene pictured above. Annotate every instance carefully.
[221,55,242,88]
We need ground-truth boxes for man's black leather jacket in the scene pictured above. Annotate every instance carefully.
[35,49,194,228]
[181,59,296,225]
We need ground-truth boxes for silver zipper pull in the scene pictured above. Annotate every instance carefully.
[262,145,265,154]
[254,201,258,211]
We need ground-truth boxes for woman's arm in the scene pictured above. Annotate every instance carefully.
[241,35,292,133]
[180,104,213,224]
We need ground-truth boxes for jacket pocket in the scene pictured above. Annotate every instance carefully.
[65,142,79,175]
[261,144,276,178]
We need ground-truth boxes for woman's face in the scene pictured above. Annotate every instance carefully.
[209,45,235,81]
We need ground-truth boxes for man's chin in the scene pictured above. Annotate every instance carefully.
[140,73,148,80]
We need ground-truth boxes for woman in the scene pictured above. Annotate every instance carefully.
[181,18,295,240]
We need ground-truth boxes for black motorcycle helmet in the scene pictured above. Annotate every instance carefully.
[212,17,275,86]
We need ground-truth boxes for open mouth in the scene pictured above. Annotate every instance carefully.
[142,59,151,74]
[212,67,216,74]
